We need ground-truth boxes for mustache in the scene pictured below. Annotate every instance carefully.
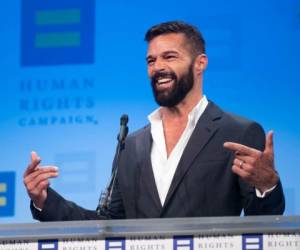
[151,71,177,84]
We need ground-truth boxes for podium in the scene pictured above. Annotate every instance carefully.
[0,215,300,250]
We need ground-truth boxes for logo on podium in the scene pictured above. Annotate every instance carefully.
[105,237,125,250]
[38,239,58,250]
[173,235,194,250]
[242,234,263,250]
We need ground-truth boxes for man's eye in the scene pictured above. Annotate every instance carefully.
[147,59,154,65]
[165,55,176,60]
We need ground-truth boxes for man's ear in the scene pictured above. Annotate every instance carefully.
[194,54,208,75]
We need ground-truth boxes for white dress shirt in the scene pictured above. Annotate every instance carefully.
[148,96,209,205]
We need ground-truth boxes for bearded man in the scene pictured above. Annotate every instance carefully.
[24,21,285,221]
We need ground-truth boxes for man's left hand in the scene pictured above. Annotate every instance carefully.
[223,131,279,193]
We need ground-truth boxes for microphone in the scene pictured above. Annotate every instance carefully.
[118,114,129,143]
[97,114,129,217]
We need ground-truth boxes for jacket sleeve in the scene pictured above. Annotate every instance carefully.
[31,178,126,221]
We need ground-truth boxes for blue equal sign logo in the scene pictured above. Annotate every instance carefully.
[38,239,58,250]
[105,237,125,250]
[173,235,193,250]
[0,171,15,217]
[21,0,95,66]
[242,234,263,250]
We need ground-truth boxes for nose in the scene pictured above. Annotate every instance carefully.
[152,58,166,72]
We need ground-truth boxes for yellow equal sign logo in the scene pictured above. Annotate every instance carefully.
[0,183,7,206]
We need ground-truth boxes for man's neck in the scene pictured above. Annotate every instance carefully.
[159,93,203,157]
[160,93,203,122]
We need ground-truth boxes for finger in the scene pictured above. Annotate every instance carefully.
[31,151,42,167]
[25,170,58,189]
[31,151,39,162]
[234,154,256,166]
[224,142,261,157]
[24,161,41,179]
[232,164,252,180]
[24,166,58,184]
[233,159,254,173]
[26,171,59,192]
[24,151,42,176]
[265,130,274,154]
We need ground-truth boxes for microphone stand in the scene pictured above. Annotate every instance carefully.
[97,115,128,217]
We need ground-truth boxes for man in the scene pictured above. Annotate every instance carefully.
[24,21,284,221]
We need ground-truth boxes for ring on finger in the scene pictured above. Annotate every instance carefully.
[239,160,244,168]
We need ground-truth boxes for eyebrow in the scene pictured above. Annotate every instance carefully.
[162,51,180,58]
[146,50,180,61]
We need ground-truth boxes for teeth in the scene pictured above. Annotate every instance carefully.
[157,78,172,84]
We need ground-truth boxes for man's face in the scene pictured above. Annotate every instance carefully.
[146,33,195,107]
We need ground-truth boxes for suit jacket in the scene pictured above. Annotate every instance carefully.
[31,102,285,221]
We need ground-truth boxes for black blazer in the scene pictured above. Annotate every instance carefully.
[31,102,285,221]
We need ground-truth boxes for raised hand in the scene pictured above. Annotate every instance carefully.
[23,151,59,209]
[223,131,278,193]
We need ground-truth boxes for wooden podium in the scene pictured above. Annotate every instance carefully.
[0,215,300,250]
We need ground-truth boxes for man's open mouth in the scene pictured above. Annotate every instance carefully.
[155,77,174,90]
[157,77,173,85]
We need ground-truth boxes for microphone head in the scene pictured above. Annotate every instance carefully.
[120,114,129,125]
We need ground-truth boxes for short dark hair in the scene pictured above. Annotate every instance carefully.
[144,21,206,55]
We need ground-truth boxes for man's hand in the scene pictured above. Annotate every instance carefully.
[23,151,59,209]
[223,131,279,193]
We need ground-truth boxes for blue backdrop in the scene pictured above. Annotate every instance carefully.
[0,0,299,222]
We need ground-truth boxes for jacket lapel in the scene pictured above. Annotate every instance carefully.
[162,102,222,210]
[136,126,162,212]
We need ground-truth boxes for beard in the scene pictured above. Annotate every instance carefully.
[150,63,194,107]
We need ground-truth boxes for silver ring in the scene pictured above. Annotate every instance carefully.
[239,160,244,168]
